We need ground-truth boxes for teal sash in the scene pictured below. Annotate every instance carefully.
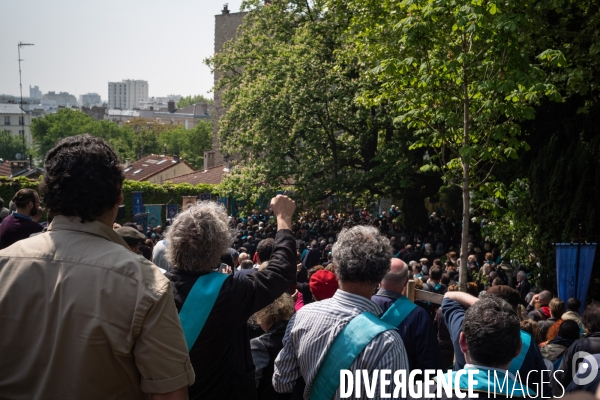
[439,367,535,397]
[310,312,396,400]
[179,272,229,351]
[380,295,417,327]
[508,330,531,375]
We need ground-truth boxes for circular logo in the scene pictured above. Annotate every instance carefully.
[572,351,599,386]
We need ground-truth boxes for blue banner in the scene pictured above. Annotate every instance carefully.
[132,191,144,217]
[134,212,148,234]
[218,196,227,210]
[145,205,163,228]
[166,204,178,221]
[556,243,597,313]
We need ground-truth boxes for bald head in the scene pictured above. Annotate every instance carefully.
[381,258,409,293]
[538,290,553,305]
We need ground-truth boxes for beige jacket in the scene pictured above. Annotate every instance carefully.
[0,215,194,399]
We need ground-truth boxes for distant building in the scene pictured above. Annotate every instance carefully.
[81,106,106,121]
[108,79,149,110]
[167,163,228,185]
[211,4,247,169]
[0,159,43,179]
[0,94,40,106]
[138,95,182,110]
[29,86,42,99]
[106,101,211,129]
[122,154,195,183]
[79,93,102,107]
[43,91,77,107]
[153,101,212,129]
[0,104,32,143]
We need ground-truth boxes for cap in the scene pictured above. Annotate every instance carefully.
[309,270,339,301]
[115,227,147,242]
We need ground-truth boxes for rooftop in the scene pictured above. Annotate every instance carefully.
[0,104,28,114]
[167,163,228,185]
[123,154,194,181]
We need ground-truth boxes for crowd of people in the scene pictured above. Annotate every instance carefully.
[0,134,599,400]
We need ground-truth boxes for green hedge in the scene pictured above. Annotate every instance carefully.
[0,176,219,223]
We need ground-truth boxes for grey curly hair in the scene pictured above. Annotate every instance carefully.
[165,201,231,273]
[332,225,392,285]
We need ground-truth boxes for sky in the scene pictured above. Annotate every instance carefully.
[0,0,245,101]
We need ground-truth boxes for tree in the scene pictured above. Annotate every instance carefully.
[208,0,440,211]
[0,130,29,161]
[31,109,98,159]
[343,0,564,290]
[160,121,213,170]
[176,95,214,108]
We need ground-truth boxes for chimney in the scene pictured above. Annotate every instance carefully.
[168,100,175,112]
[11,161,27,175]
[200,102,208,115]
[204,151,215,171]
[222,3,230,14]
[125,158,131,168]
[173,154,180,162]
[163,144,168,156]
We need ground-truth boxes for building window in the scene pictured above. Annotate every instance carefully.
[4,116,10,125]
[18,116,24,125]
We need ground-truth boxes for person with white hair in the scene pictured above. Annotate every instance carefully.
[273,225,408,399]
[165,195,297,399]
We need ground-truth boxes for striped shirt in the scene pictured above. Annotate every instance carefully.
[273,290,409,399]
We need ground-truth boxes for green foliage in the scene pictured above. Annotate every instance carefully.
[120,180,220,222]
[0,176,41,204]
[529,0,600,109]
[0,130,30,160]
[343,0,564,289]
[176,95,214,108]
[476,179,541,266]
[0,177,219,223]
[159,121,212,170]
[208,0,440,210]
[30,109,211,170]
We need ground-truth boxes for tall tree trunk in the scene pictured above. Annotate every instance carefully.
[459,38,470,293]
[459,160,470,292]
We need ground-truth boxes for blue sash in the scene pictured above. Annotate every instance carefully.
[310,312,396,400]
[508,330,531,375]
[380,295,417,327]
[439,367,535,397]
[179,272,229,351]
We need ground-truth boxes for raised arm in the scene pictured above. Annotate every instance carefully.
[443,291,479,308]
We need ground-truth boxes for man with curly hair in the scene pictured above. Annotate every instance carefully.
[0,135,194,400]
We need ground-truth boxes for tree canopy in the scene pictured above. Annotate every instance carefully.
[176,95,214,108]
[0,130,30,161]
[209,0,441,212]
[30,109,211,170]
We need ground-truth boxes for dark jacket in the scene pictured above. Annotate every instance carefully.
[371,289,445,371]
[517,280,531,304]
[166,229,296,400]
[442,298,551,397]
[433,307,455,369]
[0,214,43,249]
[556,333,600,390]
[253,320,292,400]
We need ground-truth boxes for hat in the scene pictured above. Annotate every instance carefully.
[309,270,339,301]
[115,227,147,243]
